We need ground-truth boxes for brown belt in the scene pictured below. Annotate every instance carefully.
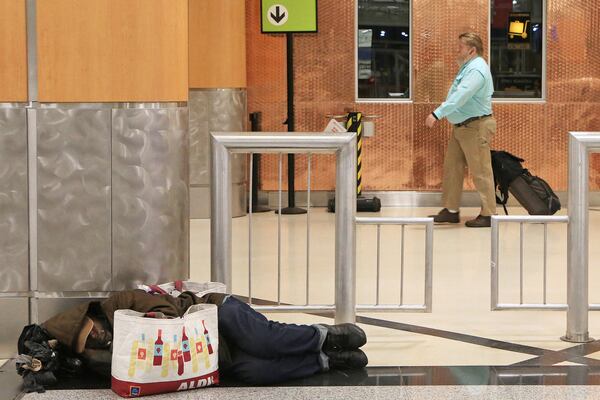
[455,114,492,127]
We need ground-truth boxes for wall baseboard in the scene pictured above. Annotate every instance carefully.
[263,190,600,208]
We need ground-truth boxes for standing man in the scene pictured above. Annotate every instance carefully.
[425,32,497,228]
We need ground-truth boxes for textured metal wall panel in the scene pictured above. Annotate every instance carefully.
[544,104,600,190]
[112,107,189,289]
[412,104,452,190]
[293,2,354,104]
[188,89,247,218]
[37,108,111,291]
[547,0,600,103]
[189,89,247,185]
[246,1,286,109]
[0,298,29,357]
[246,0,600,192]
[246,1,291,193]
[414,0,490,103]
[0,107,28,292]
[493,102,546,176]
[279,103,415,191]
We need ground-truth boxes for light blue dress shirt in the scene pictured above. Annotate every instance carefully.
[433,56,494,125]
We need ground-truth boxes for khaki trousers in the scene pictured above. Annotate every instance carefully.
[442,117,497,216]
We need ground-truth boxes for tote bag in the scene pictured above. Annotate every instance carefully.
[111,304,219,397]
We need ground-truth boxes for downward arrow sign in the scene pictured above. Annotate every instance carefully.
[270,6,286,23]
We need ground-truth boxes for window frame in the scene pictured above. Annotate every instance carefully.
[488,0,547,103]
[355,0,413,103]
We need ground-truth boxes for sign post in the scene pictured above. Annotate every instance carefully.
[261,0,317,214]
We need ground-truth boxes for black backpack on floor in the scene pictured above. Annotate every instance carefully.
[491,150,561,215]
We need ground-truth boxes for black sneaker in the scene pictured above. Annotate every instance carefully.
[429,208,460,223]
[326,349,369,369]
[465,215,491,228]
[320,323,367,351]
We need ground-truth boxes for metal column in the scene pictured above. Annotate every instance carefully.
[563,132,600,343]
[335,134,357,323]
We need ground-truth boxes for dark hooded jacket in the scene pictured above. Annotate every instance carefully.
[41,290,230,375]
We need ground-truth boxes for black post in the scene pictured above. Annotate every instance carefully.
[248,112,270,213]
[278,33,306,215]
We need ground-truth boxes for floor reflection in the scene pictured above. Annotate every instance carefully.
[256,366,600,387]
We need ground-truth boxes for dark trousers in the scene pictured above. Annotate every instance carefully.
[218,296,322,384]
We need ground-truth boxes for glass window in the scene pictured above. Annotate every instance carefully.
[357,0,411,100]
[490,0,545,99]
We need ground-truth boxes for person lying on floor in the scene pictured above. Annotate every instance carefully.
[40,289,368,385]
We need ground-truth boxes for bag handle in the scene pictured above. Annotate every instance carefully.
[147,285,168,295]
[143,312,168,319]
[174,280,183,292]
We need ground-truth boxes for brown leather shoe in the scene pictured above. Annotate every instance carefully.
[465,215,491,228]
[429,208,459,223]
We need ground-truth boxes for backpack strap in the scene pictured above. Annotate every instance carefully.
[496,194,509,215]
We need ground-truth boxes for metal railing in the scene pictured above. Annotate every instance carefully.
[490,132,600,343]
[211,132,357,323]
[564,131,600,342]
[490,215,569,311]
[355,217,433,312]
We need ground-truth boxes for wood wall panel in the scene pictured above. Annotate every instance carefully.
[0,0,28,102]
[189,0,246,88]
[37,0,188,102]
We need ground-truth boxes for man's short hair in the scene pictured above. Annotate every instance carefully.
[459,32,484,55]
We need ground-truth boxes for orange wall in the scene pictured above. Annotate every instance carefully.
[0,0,28,102]
[247,0,600,192]
[37,0,188,102]
[189,0,246,88]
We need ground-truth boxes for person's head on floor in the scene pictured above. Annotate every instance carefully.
[76,314,112,354]
[457,32,483,66]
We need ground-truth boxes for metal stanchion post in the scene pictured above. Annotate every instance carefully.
[562,132,595,343]
[210,136,232,292]
[335,135,357,323]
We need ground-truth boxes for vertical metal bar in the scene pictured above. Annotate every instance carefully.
[564,133,592,342]
[27,0,38,325]
[210,136,232,291]
[277,153,283,305]
[29,297,39,325]
[27,109,37,290]
[306,154,311,306]
[27,0,38,102]
[424,219,433,312]
[334,136,357,324]
[400,224,405,305]
[491,217,499,310]
[376,224,381,305]
[27,108,38,325]
[520,222,524,305]
[248,153,253,305]
[543,223,547,305]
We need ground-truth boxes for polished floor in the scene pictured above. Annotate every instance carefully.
[190,206,600,368]
[8,206,600,399]
[17,385,600,400]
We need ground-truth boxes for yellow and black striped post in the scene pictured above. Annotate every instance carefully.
[345,112,363,196]
[327,111,380,213]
